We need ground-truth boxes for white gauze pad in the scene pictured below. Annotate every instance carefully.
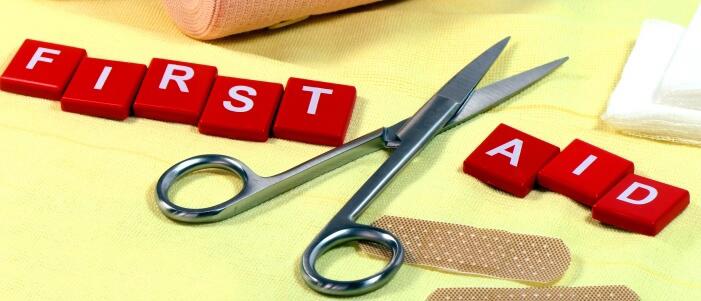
[656,6,701,110]
[602,20,701,145]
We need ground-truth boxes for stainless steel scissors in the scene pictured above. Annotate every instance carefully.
[155,37,567,296]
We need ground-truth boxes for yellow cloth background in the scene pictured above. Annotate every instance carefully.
[1,1,700,300]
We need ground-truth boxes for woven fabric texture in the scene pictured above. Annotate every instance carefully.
[1,1,700,300]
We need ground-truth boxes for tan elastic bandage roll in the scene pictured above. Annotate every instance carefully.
[426,286,640,301]
[162,0,383,40]
[359,216,571,283]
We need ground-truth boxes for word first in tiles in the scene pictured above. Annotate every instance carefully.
[0,39,357,146]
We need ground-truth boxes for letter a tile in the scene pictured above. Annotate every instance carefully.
[463,124,560,197]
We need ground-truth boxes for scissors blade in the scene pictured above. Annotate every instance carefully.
[333,38,512,221]
[443,56,569,130]
[434,36,511,104]
[383,57,568,142]
[392,36,510,143]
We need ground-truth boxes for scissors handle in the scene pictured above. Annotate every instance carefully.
[155,129,386,223]
[156,154,269,222]
[301,221,404,296]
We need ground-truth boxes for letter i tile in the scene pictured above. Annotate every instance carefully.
[538,139,634,206]
[61,58,146,120]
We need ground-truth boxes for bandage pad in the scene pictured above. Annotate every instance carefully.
[359,216,570,283]
[426,286,640,301]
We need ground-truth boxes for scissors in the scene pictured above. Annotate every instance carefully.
[155,37,567,296]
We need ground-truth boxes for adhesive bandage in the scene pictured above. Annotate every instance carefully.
[426,286,639,301]
[359,216,571,283]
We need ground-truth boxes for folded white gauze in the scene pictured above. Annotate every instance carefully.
[602,20,701,145]
[656,6,701,110]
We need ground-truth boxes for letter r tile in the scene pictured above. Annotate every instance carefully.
[133,58,217,125]
[61,57,146,120]
[462,124,560,198]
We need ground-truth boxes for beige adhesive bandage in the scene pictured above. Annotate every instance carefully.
[359,216,571,283]
[162,0,383,40]
[426,286,640,301]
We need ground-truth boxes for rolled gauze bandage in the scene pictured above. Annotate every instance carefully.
[162,0,383,40]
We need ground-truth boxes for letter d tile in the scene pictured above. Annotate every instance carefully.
[592,174,689,236]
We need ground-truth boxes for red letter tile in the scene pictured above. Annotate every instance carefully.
[60,58,146,120]
[273,77,356,146]
[537,139,634,206]
[462,124,560,198]
[592,174,689,236]
[1,39,86,100]
[133,58,217,125]
[198,77,283,142]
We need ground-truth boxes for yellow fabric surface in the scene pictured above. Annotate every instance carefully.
[1,1,700,300]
